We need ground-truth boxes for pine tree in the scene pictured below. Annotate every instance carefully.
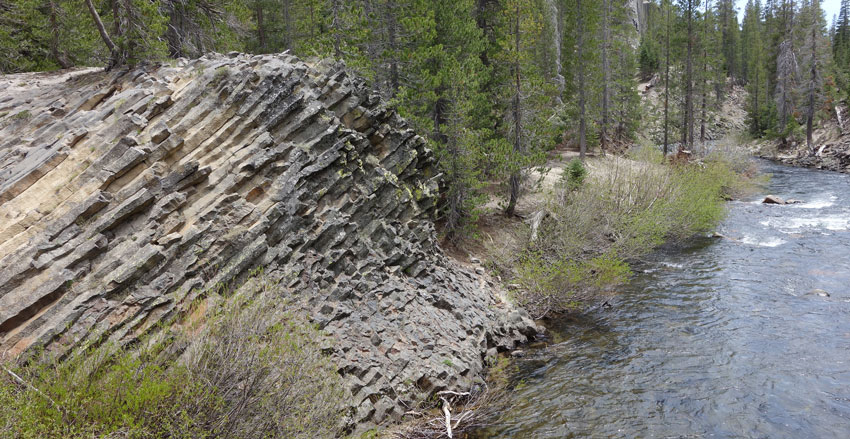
[575,0,589,160]
[716,0,739,80]
[775,0,798,135]
[609,0,641,144]
[800,0,826,151]
[700,0,712,144]
[682,0,697,150]
[742,0,768,135]
[600,0,611,152]
[664,0,673,155]
[502,0,551,214]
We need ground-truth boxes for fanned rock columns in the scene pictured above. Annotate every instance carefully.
[0,53,537,430]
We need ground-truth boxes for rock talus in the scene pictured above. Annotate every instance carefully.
[0,53,537,430]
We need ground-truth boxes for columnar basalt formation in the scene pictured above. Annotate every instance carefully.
[0,53,537,430]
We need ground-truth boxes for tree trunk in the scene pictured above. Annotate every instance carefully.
[256,2,266,52]
[700,0,711,146]
[332,0,342,59]
[684,0,694,150]
[386,2,400,94]
[577,0,587,161]
[664,2,670,157]
[282,0,292,51]
[807,0,818,153]
[507,4,522,216]
[84,0,120,68]
[754,62,760,133]
[600,0,610,153]
[48,0,71,69]
[111,0,121,40]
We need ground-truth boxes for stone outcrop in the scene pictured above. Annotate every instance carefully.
[0,53,537,431]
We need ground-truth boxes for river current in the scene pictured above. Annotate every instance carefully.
[484,161,850,438]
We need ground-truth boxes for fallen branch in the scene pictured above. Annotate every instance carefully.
[440,396,453,438]
[2,365,66,420]
[391,388,504,439]
[528,210,549,242]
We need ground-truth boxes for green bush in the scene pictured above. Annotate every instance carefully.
[511,151,752,317]
[0,277,346,439]
[561,159,587,191]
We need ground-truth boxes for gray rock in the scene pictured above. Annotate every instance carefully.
[0,54,539,433]
[763,195,786,204]
[807,289,831,297]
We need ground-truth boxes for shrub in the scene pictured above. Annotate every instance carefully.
[561,159,587,191]
[0,340,197,438]
[638,37,660,79]
[0,277,346,439]
[183,278,347,439]
[510,150,752,317]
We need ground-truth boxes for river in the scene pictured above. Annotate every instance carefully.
[482,160,850,438]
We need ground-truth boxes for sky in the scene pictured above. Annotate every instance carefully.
[735,0,841,22]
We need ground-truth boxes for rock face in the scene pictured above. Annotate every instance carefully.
[629,0,651,37]
[0,54,537,430]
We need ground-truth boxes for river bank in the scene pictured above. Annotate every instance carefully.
[751,110,850,174]
[449,144,760,318]
[381,145,761,438]
[473,159,850,438]
[0,56,540,438]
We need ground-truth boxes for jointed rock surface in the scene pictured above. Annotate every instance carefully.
[0,53,537,430]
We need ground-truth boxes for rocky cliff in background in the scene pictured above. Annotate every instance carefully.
[0,53,537,431]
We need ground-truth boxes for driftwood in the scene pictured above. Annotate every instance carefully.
[437,391,472,438]
[391,387,506,439]
[528,210,550,242]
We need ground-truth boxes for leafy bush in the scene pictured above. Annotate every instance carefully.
[0,277,346,439]
[510,151,751,317]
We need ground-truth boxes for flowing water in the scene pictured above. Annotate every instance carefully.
[483,161,850,438]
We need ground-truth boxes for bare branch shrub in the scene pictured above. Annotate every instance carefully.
[389,386,509,439]
[0,275,347,439]
[182,276,348,439]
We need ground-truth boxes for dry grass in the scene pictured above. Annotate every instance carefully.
[181,276,348,439]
